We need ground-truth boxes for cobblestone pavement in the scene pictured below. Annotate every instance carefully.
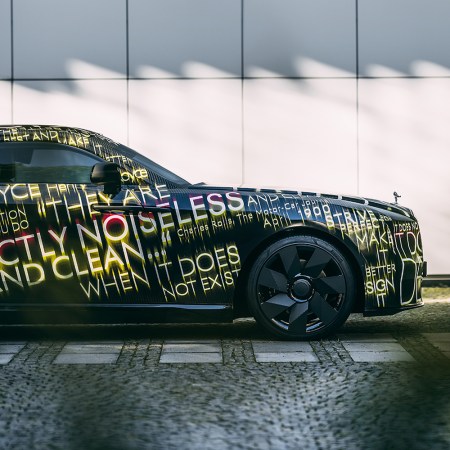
[0,301,449,450]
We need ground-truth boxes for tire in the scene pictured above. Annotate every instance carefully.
[247,235,356,340]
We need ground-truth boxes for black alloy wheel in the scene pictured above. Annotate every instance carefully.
[247,235,356,340]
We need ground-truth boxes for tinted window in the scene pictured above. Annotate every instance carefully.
[0,144,101,183]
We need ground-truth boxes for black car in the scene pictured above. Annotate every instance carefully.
[0,125,425,339]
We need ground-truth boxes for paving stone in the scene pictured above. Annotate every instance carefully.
[159,352,222,364]
[341,342,405,352]
[341,340,415,362]
[162,343,221,353]
[338,334,397,342]
[251,341,314,353]
[423,333,450,342]
[349,351,415,362]
[0,354,15,364]
[254,352,318,363]
[163,340,218,344]
[423,333,450,358]
[53,353,119,364]
[222,340,247,365]
[430,342,450,353]
[63,341,124,345]
[422,333,450,358]
[60,344,123,354]
[0,344,26,354]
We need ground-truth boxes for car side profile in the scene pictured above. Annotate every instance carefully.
[0,125,425,339]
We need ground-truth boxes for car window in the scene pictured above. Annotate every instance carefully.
[0,144,102,184]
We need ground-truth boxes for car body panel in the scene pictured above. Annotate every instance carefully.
[0,125,425,322]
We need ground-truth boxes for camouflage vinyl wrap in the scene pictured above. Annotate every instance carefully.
[0,126,424,316]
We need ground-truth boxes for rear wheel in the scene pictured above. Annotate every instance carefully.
[247,235,356,340]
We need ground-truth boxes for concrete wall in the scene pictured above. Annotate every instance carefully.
[1,0,449,273]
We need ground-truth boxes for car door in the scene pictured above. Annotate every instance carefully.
[0,141,176,307]
[0,142,129,304]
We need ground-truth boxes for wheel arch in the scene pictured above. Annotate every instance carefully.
[233,224,367,318]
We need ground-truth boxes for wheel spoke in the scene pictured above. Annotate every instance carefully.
[288,302,309,334]
[309,292,338,325]
[314,275,345,295]
[258,267,288,293]
[278,246,302,278]
[261,294,295,319]
[302,248,332,278]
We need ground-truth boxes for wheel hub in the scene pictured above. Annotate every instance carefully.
[289,277,314,302]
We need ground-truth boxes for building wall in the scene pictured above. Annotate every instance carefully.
[1,0,449,273]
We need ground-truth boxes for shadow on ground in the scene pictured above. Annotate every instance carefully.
[0,301,448,341]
